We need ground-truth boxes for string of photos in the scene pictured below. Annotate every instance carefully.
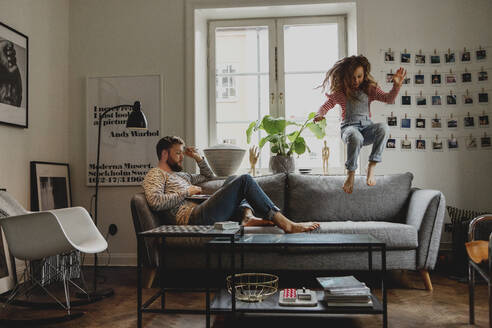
[377,45,491,153]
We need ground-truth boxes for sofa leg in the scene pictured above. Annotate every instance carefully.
[143,268,157,289]
[419,269,433,291]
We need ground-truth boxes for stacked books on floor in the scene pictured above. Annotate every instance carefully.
[316,275,373,307]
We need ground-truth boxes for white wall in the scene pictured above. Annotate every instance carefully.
[68,0,492,265]
[0,0,70,208]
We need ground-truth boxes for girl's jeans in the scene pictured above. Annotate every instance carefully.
[188,174,280,225]
[341,121,389,171]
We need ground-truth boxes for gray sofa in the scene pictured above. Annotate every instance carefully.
[130,172,445,290]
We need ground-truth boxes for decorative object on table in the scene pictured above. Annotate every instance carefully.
[298,168,312,175]
[86,75,160,187]
[85,101,148,299]
[214,221,240,230]
[249,145,260,176]
[278,287,317,307]
[322,140,330,175]
[0,21,28,128]
[226,272,278,302]
[316,275,372,307]
[30,161,79,286]
[246,112,326,174]
[203,143,246,177]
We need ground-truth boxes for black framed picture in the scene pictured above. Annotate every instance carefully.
[0,21,28,128]
[30,162,72,211]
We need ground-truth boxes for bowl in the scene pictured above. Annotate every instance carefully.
[226,273,278,302]
[203,144,246,177]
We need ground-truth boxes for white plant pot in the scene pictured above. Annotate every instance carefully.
[203,144,246,177]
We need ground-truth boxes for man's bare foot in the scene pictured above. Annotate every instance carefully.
[242,215,275,227]
[367,161,377,186]
[343,171,355,194]
[271,212,320,233]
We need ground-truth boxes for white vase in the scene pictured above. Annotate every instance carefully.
[203,144,246,177]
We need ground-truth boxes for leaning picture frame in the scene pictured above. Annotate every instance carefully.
[0,21,28,128]
[30,161,72,211]
[0,188,18,294]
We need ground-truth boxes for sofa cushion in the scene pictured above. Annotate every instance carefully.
[286,173,413,222]
[199,173,286,212]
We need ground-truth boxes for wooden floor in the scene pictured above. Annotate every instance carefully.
[0,267,489,328]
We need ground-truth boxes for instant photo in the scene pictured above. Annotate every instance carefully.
[431,55,441,64]
[416,96,427,106]
[386,73,394,83]
[481,136,491,148]
[415,54,426,64]
[387,116,397,127]
[476,49,487,61]
[386,138,396,149]
[479,115,489,127]
[416,139,426,150]
[447,95,457,105]
[445,52,455,63]
[463,95,473,105]
[462,72,472,83]
[432,118,442,128]
[401,95,411,106]
[478,93,488,103]
[401,139,411,150]
[478,71,488,82]
[431,74,441,85]
[461,51,471,62]
[384,51,395,62]
[464,116,475,128]
[432,140,443,150]
[401,118,411,129]
[415,74,425,85]
[466,136,478,150]
[402,77,411,85]
[447,119,458,128]
[416,118,426,128]
[448,137,458,149]
[445,73,457,84]
[401,53,411,63]
[432,95,442,106]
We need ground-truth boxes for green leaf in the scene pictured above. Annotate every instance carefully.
[262,115,286,135]
[293,137,306,155]
[271,144,279,154]
[307,121,326,139]
[287,131,299,142]
[259,134,277,148]
[307,112,317,120]
[246,121,256,144]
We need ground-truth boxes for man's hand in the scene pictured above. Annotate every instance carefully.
[187,185,202,196]
[313,114,325,123]
[184,147,202,162]
[392,67,407,87]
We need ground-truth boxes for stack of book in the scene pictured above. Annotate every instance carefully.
[316,275,373,307]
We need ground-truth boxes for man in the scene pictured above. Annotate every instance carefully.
[143,136,319,233]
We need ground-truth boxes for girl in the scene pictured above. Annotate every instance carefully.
[314,55,406,194]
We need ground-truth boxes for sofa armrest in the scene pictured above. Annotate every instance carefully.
[405,189,446,270]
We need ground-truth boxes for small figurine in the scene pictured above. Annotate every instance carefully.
[322,140,330,175]
[249,146,260,176]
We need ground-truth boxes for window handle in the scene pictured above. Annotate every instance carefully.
[270,92,275,105]
[279,92,284,105]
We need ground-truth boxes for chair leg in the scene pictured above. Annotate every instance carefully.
[143,268,157,289]
[62,271,71,315]
[469,262,475,324]
[419,269,433,291]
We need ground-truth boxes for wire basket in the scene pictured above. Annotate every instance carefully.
[226,273,278,302]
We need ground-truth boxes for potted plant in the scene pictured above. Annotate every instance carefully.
[246,112,327,174]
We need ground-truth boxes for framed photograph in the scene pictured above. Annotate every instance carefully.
[415,54,426,65]
[401,138,411,150]
[402,76,411,85]
[432,140,443,151]
[0,21,28,128]
[461,50,471,62]
[445,52,455,64]
[462,72,472,83]
[466,136,478,150]
[464,116,475,128]
[476,49,487,61]
[416,139,426,150]
[447,118,458,129]
[384,50,395,63]
[463,94,474,105]
[432,117,442,129]
[0,189,18,294]
[401,95,411,106]
[478,92,488,104]
[30,161,72,211]
[431,54,441,64]
[416,96,427,106]
[386,73,394,84]
[432,95,442,106]
[416,118,426,128]
[482,136,491,148]
[479,115,489,127]
[448,136,458,150]
[401,52,411,64]
[387,116,397,127]
[386,138,396,149]
[401,118,411,129]
[478,70,488,82]
[447,94,457,105]
[431,74,441,85]
[414,74,425,85]
[445,73,457,84]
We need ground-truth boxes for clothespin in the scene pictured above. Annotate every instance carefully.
[434,49,437,55]
[389,134,392,138]
[436,135,439,141]
[405,135,408,140]
[451,133,454,139]
[405,90,408,96]
[420,90,423,97]
[389,47,392,53]
[467,112,471,117]
[450,90,453,96]
[464,47,467,52]
[390,68,393,74]
[404,48,407,53]
[465,67,468,73]
[405,113,408,119]
[419,113,422,119]
[481,66,485,73]
[435,90,438,96]
[466,89,469,96]
[435,113,438,119]
[418,69,422,75]
[450,68,453,74]
[482,88,485,93]
[391,111,394,116]
[419,134,422,140]
[479,45,483,51]
[450,113,454,119]
[434,69,438,75]
[448,48,451,55]
[419,49,422,55]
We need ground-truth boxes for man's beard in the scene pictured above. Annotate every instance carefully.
[167,158,183,172]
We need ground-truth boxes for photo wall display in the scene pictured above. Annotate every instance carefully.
[383,46,489,66]
[385,133,491,151]
[385,112,490,130]
[385,68,489,86]
[385,90,490,107]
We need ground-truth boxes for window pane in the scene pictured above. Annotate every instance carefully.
[284,72,327,121]
[283,23,338,72]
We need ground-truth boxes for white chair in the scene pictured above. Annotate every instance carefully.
[0,206,107,316]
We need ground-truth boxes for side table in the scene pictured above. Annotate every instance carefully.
[137,225,243,328]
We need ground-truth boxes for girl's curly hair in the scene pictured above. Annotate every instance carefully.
[319,55,378,102]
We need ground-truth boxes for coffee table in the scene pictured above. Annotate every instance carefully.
[207,233,387,328]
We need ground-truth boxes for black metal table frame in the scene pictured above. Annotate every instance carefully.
[206,236,387,328]
[136,226,243,328]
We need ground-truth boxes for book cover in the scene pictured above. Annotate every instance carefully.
[316,276,366,290]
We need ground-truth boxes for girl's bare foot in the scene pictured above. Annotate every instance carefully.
[343,171,355,194]
[242,215,275,227]
[271,212,320,233]
[367,161,377,186]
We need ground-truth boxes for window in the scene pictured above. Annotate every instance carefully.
[209,16,347,173]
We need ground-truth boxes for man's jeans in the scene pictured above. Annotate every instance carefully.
[188,174,280,225]
[341,122,389,171]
